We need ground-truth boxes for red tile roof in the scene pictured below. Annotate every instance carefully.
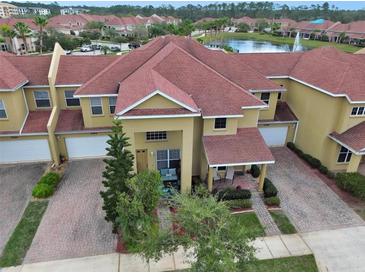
[0,56,28,90]
[22,110,51,133]
[203,128,275,166]
[122,108,194,117]
[0,18,38,31]
[56,55,117,85]
[330,121,365,153]
[274,101,298,121]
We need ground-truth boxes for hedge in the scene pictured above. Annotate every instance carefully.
[263,178,278,198]
[250,164,261,178]
[32,172,61,199]
[216,188,251,201]
[224,199,252,209]
[335,172,365,200]
[264,196,281,206]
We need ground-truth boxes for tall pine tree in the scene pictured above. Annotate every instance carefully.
[100,119,134,232]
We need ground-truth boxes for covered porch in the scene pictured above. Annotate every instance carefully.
[202,128,275,192]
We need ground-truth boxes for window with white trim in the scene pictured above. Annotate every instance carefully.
[0,100,7,118]
[34,91,50,108]
[156,149,180,170]
[214,118,227,129]
[146,131,167,141]
[64,90,80,106]
[90,97,103,115]
[337,146,352,163]
[261,92,270,105]
[351,107,365,116]
[109,97,116,114]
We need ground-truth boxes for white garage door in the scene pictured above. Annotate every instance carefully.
[65,135,109,159]
[259,127,288,147]
[0,139,51,163]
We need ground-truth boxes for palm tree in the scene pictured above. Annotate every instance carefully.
[0,24,16,52]
[33,16,48,54]
[14,22,32,53]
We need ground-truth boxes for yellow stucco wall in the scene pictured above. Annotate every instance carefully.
[136,94,181,109]
[336,101,365,133]
[55,87,82,110]
[0,89,27,131]
[203,117,238,136]
[237,109,259,128]
[80,97,114,128]
[254,92,279,120]
[24,88,52,111]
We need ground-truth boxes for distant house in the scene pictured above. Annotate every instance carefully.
[17,6,51,16]
[60,7,89,15]
[326,21,365,44]
[0,2,18,18]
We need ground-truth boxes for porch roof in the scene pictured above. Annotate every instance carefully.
[203,128,275,167]
[329,121,365,155]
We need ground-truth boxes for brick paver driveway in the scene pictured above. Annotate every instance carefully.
[0,163,46,255]
[24,159,116,263]
[268,148,364,232]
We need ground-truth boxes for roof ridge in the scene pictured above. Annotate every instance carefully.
[0,56,28,89]
[169,42,265,107]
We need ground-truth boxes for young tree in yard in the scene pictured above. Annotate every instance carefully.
[100,119,134,232]
[116,170,162,250]
[139,189,256,271]
[14,22,32,53]
[33,16,48,54]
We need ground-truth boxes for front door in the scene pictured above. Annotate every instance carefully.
[136,149,148,173]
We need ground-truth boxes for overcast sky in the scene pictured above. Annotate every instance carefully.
[15,1,365,10]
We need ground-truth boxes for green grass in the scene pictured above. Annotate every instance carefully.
[245,254,318,272]
[201,32,361,53]
[269,210,297,234]
[0,200,48,267]
[232,212,265,237]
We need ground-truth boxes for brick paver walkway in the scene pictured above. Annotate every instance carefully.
[251,191,281,236]
[268,147,364,232]
[0,163,46,255]
[24,159,116,263]
[157,204,172,230]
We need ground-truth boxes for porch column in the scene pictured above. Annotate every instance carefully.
[207,167,213,192]
[258,164,267,192]
[346,154,362,173]
[181,129,194,194]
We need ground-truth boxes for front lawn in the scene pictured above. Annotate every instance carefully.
[244,254,318,272]
[269,210,297,234]
[0,200,48,267]
[201,32,361,53]
[232,212,265,237]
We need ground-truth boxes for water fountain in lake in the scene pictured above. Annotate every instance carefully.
[292,32,303,52]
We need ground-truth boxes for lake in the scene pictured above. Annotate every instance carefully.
[207,39,309,53]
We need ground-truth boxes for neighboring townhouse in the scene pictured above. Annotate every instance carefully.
[1,36,364,195]
[17,6,51,16]
[326,21,365,43]
[0,2,18,18]
[60,8,90,15]
[294,19,336,38]
[231,16,258,30]
[0,18,38,54]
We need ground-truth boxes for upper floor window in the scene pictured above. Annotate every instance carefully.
[109,97,116,114]
[64,90,80,107]
[214,118,227,129]
[146,131,167,141]
[90,97,103,115]
[337,146,352,163]
[34,91,50,108]
[0,100,7,119]
[351,107,365,116]
[261,92,270,105]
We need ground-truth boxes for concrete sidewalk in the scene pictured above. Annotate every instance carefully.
[2,233,312,272]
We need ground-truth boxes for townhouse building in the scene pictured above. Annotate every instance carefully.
[1,36,364,194]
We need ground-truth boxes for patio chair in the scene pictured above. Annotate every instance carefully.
[225,166,235,184]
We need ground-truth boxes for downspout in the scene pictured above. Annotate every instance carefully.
[293,120,300,143]
[19,87,29,135]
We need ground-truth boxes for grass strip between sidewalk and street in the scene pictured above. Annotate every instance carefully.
[0,200,48,267]
[269,210,297,234]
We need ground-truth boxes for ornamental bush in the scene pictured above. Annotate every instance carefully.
[335,172,365,200]
[216,188,251,201]
[224,199,252,209]
[263,178,278,198]
[32,172,61,198]
[250,165,261,178]
[319,165,329,175]
[38,172,60,187]
[264,196,281,206]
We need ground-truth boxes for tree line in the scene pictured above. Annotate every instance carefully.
[7,1,365,23]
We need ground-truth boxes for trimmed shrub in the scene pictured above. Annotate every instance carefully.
[250,164,261,178]
[319,165,329,175]
[335,172,365,200]
[224,199,252,209]
[302,154,322,168]
[287,142,295,151]
[216,188,251,201]
[327,171,335,179]
[263,178,278,198]
[264,196,281,206]
[32,172,61,199]
[32,183,54,198]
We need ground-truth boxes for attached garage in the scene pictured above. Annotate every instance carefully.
[65,135,109,159]
[0,139,51,164]
[259,126,288,147]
